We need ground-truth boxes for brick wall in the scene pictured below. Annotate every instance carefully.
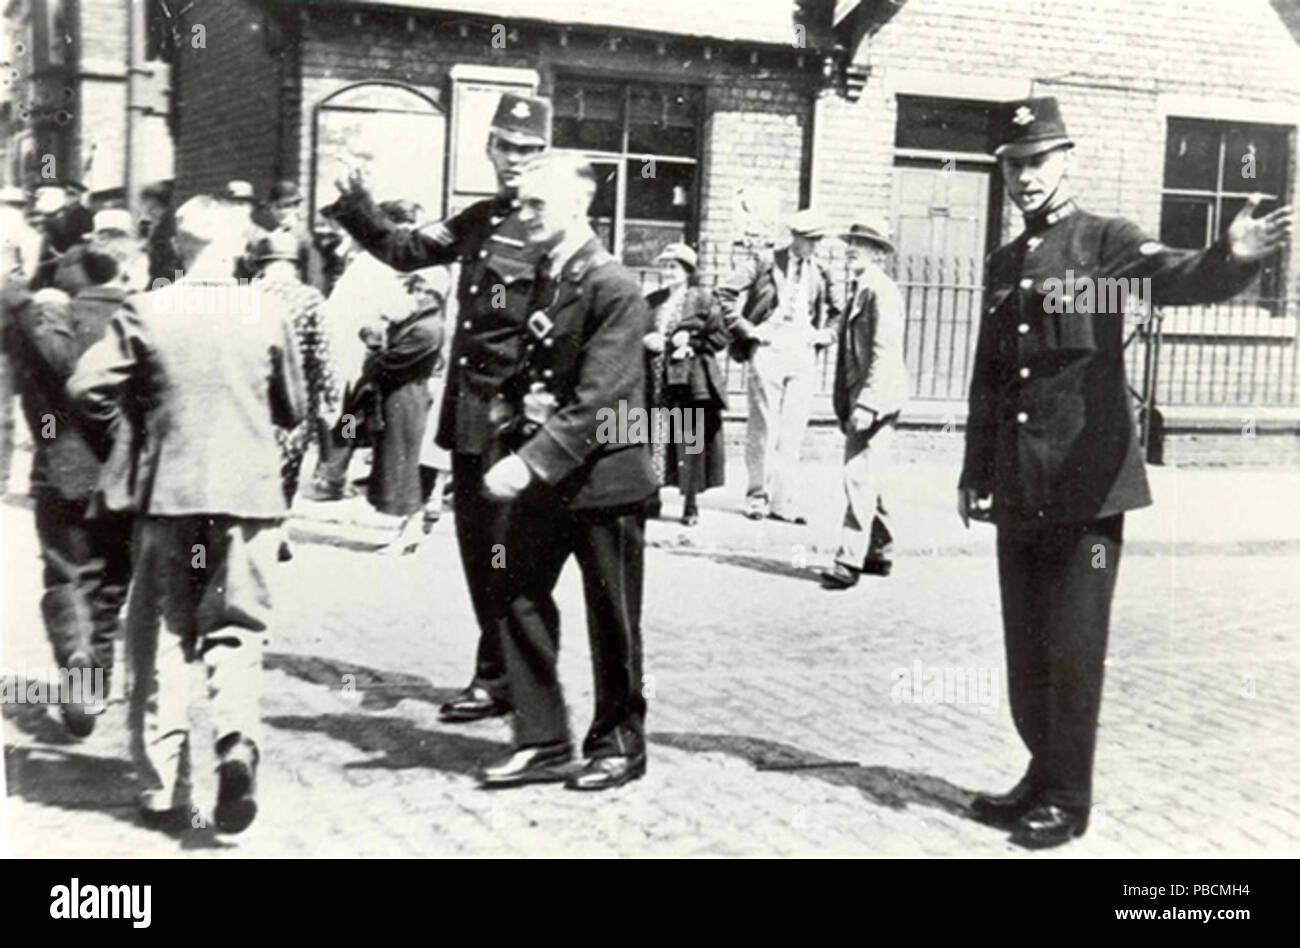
[289,4,818,274]
[815,0,1300,294]
[173,0,286,202]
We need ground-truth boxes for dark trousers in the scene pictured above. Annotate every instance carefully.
[310,416,355,495]
[33,491,132,676]
[500,503,646,757]
[996,514,1123,810]
[452,452,510,699]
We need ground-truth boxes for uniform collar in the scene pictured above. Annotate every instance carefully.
[553,232,608,283]
[1024,198,1077,235]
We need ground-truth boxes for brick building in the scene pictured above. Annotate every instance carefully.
[2,0,173,198]
[163,0,1300,412]
[167,0,898,271]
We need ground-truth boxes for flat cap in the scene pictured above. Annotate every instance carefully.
[788,208,828,238]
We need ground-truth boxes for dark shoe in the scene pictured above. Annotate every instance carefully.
[438,686,510,723]
[744,508,765,521]
[139,805,191,834]
[214,735,259,835]
[768,511,807,525]
[565,754,647,791]
[860,554,893,577]
[277,538,294,562]
[681,510,699,527]
[819,563,859,589]
[970,777,1039,829]
[59,654,101,739]
[479,743,573,789]
[1010,804,1090,849]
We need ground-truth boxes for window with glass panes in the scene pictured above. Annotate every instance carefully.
[552,78,702,267]
[1160,117,1291,299]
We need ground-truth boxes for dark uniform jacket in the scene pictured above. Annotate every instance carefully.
[512,237,656,511]
[714,246,843,362]
[6,283,125,500]
[960,202,1258,526]
[326,191,547,456]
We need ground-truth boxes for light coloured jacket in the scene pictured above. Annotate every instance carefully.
[68,277,306,518]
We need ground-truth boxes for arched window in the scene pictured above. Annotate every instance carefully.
[312,82,447,227]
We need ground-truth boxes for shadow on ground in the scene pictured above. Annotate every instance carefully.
[664,550,826,583]
[266,713,503,776]
[266,652,464,711]
[651,731,978,819]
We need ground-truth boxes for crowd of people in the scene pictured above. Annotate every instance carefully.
[0,90,1290,849]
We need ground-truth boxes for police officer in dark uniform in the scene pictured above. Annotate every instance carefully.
[960,97,1292,848]
[478,152,656,791]
[325,92,553,723]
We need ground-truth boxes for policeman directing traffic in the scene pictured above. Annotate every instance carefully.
[959,96,1292,849]
[324,92,554,725]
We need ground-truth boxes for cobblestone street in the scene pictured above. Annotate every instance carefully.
[2,431,1298,857]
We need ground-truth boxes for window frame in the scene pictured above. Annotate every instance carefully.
[550,75,704,264]
[1160,116,1293,300]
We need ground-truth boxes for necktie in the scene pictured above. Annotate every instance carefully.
[788,258,806,322]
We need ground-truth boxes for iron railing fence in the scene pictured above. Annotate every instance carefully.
[632,248,1300,409]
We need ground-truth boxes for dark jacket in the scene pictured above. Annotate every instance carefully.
[31,205,95,290]
[69,278,307,518]
[512,237,656,511]
[959,203,1258,526]
[645,284,728,409]
[325,190,548,456]
[832,263,908,426]
[714,246,843,362]
[7,283,126,500]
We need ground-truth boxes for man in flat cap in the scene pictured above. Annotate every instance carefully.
[960,96,1292,848]
[820,220,907,590]
[326,90,552,724]
[716,207,842,523]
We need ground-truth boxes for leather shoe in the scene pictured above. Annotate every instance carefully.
[1010,804,1089,849]
[565,754,647,791]
[214,735,259,834]
[439,686,510,723]
[970,776,1038,828]
[139,805,192,834]
[479,743,573,788]
[819,563,859,589]
[59,654,101,739]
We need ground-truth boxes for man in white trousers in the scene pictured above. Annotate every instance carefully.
[820,220,908,589]
[716,209,842,523]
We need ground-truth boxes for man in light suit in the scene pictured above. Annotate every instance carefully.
[70,194,306,834]
[820,221,908,589]
[715,208,842,523]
